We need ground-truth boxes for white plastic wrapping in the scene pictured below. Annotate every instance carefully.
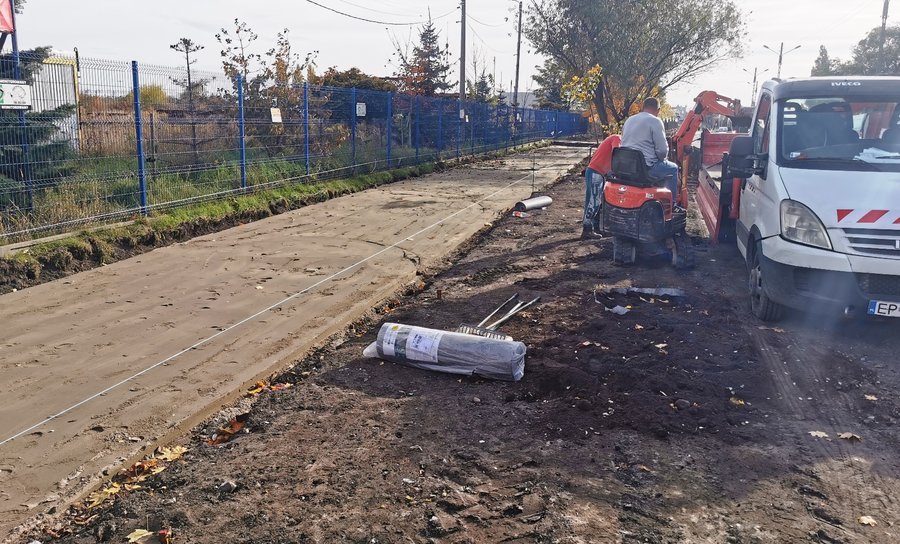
[363,323,526,381]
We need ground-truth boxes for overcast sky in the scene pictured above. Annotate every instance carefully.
[13,0,900,107]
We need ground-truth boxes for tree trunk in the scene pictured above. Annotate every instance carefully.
[591,79,608,126]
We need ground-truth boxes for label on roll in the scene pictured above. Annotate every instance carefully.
[406,329,443,363]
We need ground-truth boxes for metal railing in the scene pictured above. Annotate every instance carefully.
[0,51,587,241]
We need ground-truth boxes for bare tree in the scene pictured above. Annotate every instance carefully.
[170,38,205,162]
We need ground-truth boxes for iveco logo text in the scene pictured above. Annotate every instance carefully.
[831,81,862,86]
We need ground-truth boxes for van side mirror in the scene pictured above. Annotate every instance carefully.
[727,136,763,179]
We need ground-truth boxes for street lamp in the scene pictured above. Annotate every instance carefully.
[763,43,801,79]
[742,67,769,105]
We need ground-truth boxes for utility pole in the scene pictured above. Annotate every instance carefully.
[764,42,800,79]
[513,1,523,111]
[742,67,768,106]
[878,0,891,74]
[171,38,204,163]
[459,0,466,114]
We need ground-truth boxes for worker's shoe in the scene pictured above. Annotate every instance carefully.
[581,226,602,239]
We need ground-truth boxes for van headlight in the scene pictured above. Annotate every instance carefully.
[780,200,832,250]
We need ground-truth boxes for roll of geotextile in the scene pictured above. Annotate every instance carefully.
[363,323,526,381]
[514,196,553,212]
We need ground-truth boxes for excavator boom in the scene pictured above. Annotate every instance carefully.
[671,91,745,163]
[669,90,749,208]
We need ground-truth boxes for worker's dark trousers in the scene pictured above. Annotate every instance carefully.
[583,167,603,230]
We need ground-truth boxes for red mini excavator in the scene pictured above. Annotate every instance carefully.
[598,91,750,268]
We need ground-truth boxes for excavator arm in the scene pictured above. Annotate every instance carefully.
[670,91,745,208]
[671,91,744,163]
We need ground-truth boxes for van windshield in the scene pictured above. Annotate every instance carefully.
[778,96,900,172]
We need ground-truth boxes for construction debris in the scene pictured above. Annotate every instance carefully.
[364,323,526,381]
[514,196,553,212]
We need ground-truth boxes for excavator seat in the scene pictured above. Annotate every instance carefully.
[608,147,665,188]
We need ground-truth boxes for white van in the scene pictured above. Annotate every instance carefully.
[728,77,900,321]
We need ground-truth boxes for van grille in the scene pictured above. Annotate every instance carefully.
[857,274,900,297]
[842,228,900,257]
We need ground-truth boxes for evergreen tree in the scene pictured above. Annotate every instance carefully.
[0,47,75,208]
[394,19,453,96]
[467,70,494,103]
[533,59,570,111]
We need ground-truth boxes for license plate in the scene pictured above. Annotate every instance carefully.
[868,300,900,317]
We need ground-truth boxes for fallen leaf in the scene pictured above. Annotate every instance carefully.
[123,483,143,492]
[122,459,162,483]
[864,395,878,402]
[246,381,267,396]
[86,483,121,509]
[838,432,862,441]
[858,515,878,526]
[636,464,652,473]
[654,343,668,350]
[269,383,292,392]
[808,431,830,439]
[127,529,154,542]
[634,324,644,330]
[729,397,746,406]
[206,414,249,445]
[157,445,188,462]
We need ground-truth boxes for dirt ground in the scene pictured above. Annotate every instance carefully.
[21,167,900,543]
[0,147,585,540]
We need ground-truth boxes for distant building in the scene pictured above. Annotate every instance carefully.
[504,91,537,109]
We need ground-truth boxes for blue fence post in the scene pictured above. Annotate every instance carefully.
[469,102,478,155]
[456,99,462,161]
[414,95,420,164]
[304,82,310,176]
[237,74,247,191]
[437,98,443,158]
[350,87,357,172]
[495,104,501,150]
[386,92,393,167]
[131,61,148,215]
[555,112,560,138]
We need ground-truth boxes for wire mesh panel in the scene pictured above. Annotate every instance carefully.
[134,62,237,209]
[0,52,588,242]
[354,88,391,173]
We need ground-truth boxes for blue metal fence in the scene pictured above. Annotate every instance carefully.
[0,51,587,241]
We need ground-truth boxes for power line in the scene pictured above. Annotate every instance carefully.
[332,0,418,17]
[303,0,455,26]
[467,22,509,55]
[468,13,508,27]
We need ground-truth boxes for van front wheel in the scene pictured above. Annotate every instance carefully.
[749,242,784,322]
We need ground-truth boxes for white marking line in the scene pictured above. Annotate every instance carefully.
[0,162,565,447]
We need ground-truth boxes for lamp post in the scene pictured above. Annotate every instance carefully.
[763,43,801,79]
[742,67,769,106]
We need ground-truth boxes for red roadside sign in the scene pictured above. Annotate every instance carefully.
[0,0,14,34]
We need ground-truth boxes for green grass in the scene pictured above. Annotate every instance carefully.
[1,140,548,290]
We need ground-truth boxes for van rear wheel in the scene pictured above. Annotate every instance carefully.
[749,242,784,322]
